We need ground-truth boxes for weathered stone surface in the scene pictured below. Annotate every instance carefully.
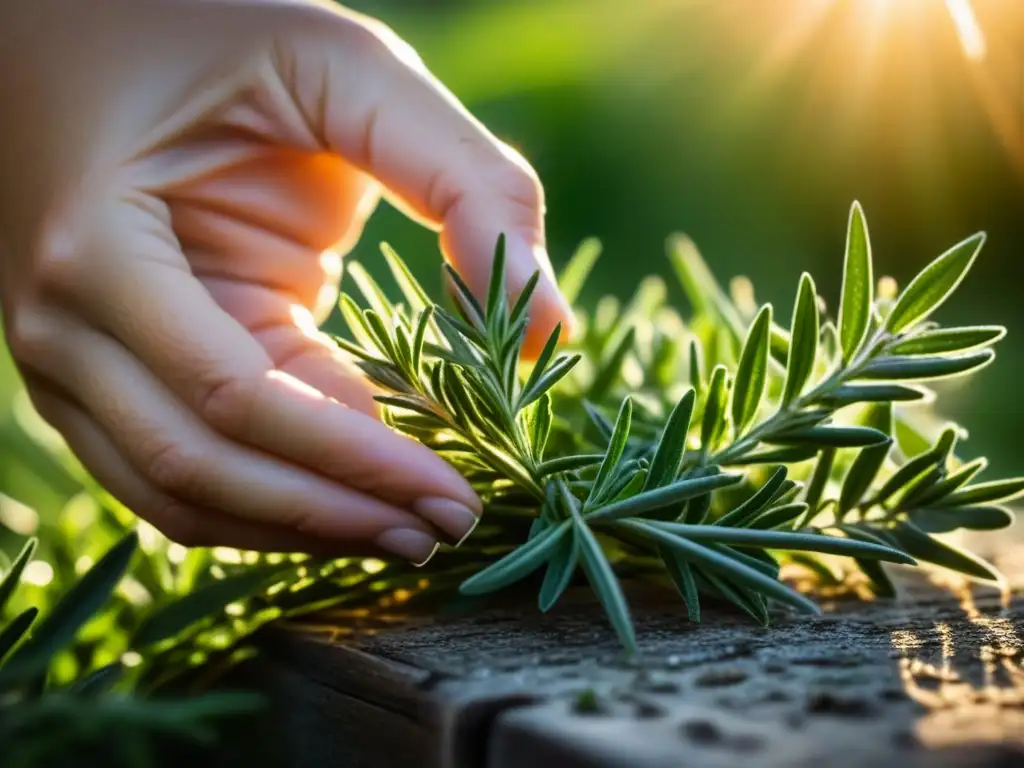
[243,544,1024,768]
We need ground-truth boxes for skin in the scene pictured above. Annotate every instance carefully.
[0,0,573,564]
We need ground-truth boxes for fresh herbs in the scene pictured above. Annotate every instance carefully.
[0,200,1016,764]
[336,202,1017,652]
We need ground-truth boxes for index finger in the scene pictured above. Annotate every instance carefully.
[281,9,574,356]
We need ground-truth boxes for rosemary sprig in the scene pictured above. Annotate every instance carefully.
[334,201,1018,652]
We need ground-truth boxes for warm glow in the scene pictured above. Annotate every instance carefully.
[944,0,986,61]
[717,0,1024,178]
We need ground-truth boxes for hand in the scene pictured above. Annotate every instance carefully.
[0,0,573,563]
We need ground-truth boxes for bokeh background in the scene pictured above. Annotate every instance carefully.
[2,0,1023,573]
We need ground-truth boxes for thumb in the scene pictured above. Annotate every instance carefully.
[281,9,573,356]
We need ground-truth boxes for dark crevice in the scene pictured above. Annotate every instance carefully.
[450,694,542,768]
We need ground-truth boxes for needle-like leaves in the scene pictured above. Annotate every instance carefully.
[715,467,789,528]
[890,326,1005,356]
[650,522,914,563]
[645,389,695,489]
[563,484,636,652]
[0,538,37,617]
[885,233,985,334]
[0,608,38,664]
[539,532,579,612]
[3,532,138,684]
[519,353,581,410]
[460,521,572,596]
[860,351,994,381]
[838,403,893,514]
[688,340,705,398]
[530,393,554,459]
[838,202,873,362]
[939,478,1024,507]
[661,548,701,622]
[589,473,744,522]
[911,457,987,508]
[821,384,928,406]
[767,426,890,448]
[748,503,807,530]
[328,211,1013,651]
[783,274,819,406]
[486,235,509,337]
[347,262,393,321]
[702,365,729,452]
[909,506,1015,534]
[732,305,772,435]
[0,205,1015,763]
[889,521,1001,581]
[590,398,633,504]
[381,242,431,312]
[621,519,821,615]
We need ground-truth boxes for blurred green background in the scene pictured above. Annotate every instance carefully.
[335,0,1024,472]
[2,0,1023,562]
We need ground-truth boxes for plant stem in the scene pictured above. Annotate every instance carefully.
[710,329,892,465]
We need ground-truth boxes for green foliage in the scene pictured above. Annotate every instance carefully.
[330,201,1018,649]
[0,534,261,768]
[0,201,1018,764]
[838,201,873,363]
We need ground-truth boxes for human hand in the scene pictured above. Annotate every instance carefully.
[0,0,573,563]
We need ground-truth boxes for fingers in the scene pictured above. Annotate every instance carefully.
[281,12,573,356]
[19,321,470,563]
[25,384,393,558]
[106,196,476,514]
[160,140,380,324]
[37,196,481,541]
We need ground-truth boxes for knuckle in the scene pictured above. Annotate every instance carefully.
[195,375,260,434]
[490,150,544,213]
[144,441,204,496]
[286,7,407,64]
[428,148,544,223]
[356,18,424,68]
[32,226,86,297]
[343,15,395,48]
[4,305,54,367]
[331,13,415,65]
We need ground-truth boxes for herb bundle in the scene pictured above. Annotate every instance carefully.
[335,202,1019,652]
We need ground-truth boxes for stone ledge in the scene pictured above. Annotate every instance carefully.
[233,545,1024,768]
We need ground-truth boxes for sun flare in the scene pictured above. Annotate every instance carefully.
[944,0,987,61]
[716,0,1024,178]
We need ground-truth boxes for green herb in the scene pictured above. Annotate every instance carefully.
[330,201,1015,651]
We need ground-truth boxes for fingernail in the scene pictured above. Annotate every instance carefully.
[375,528,439,566]
[414,497,480,545]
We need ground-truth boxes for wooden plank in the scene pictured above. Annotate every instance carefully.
[234,543,1024,768]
